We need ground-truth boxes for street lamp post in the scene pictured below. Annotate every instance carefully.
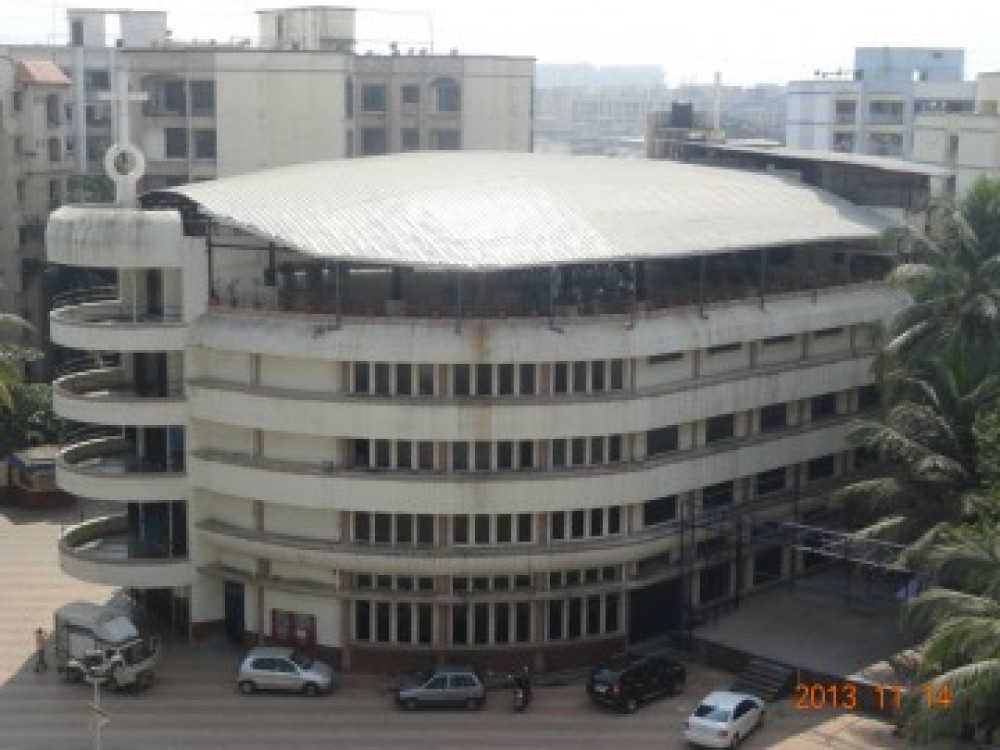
[83,654,118,750]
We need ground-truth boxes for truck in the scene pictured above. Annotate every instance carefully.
[54,600,161,690]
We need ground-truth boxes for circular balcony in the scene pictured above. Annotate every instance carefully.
[46,205,188,269]
[54,368,186,426]
[57,436,186,504]
[50,301,186,353]
[60,515,193,588]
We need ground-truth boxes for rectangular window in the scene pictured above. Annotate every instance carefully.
[570,510,585,539]
[590,436,605,464]
[517,513,533,543]
[476,364,492,395]
[417,604,433,645]
[592,361,606,391]
[814,327,844,338]
[374,440,391,469]
[373,513,392,543]
[572,361,588,393]
[497,364,514,395]
[397,441,412,469]
[395,364,412,395]
[590,508,604,537]
[396,514,413,544]
[194,129,217,159]
[495,603,510,644]
[587,596,602,635]
[551,513,565,541]
[807,454,836,481]
[432,129,461,150]
[759,403,787,432]
[373,363,391,395]
[396,603,412,643]
[418,441,434,470]
[608,435,622,462]
[376,602,391,642]
[571,438,586,466]
[496,514,512,543]
[361,128,388,156]
[607,506,621,534]
[362,84,387,111]
[354,362,370,393]
[401,127,420,151]
[354,512,371,542]
[756,468,787,495]
[858,384,881,411]
[474,441,491,471]
[519,441,534,469]
[567,598,582,638]
[554,362,568,393]
[164,128,187,158]
[762,335,794,346]
[707,342,742,355]
[705,414,735,443]
[355,601,371,641]
[548,600,563,640]
[475,514,490,544]
[610,359,624,390]
[454,364,471,396]
[647,426,679,455]
[497,441,513,470]
[453,442,469,471]
[552,440,566,468]
[649,352,684,364]
[605,593,620,633]
[811,393,839,421]
[190,80,216,114]
[452,604,468,645]
[473,603,490,644]
[702,481,734,511]
[401,84,420,104]
[453,516,469,544]
[519,364,536,395]
[162,79,185,111]
[416,515,434,545]
[417,363,434,395]
[643,495,677,526]
[515,602,531,643]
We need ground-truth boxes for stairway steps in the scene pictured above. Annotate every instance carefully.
[729,658,795,702]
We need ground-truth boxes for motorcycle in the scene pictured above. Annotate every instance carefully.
[509,674,532,711]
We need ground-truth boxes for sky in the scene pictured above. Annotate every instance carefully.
[1,0,998,87]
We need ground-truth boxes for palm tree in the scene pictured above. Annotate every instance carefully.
[896,518,1000,742]
[879,177,1000,373]
[837,349,1000,544]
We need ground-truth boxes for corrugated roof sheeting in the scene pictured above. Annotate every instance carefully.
[162,152,895,270]
[16,60,72,86]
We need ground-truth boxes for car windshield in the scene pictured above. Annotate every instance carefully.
[289,650,314,669]
[694,704,731,722]
[412,669,434,684]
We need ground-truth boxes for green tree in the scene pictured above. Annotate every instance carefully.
[897,518,1000,742]
[837,350,1000,544]
[879,177,1000,373]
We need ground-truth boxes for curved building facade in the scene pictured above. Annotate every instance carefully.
[48,152,906,671]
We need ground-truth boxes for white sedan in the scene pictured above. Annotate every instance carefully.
[683,690,765,748]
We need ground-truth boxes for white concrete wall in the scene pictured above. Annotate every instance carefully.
[215,53,348,176]
[188,348,255,383]
[259,356,340,391]
[460,58,533,151]
[263,505,342,540]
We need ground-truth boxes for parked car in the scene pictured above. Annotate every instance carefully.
[237,646,336,696]
[396,665,486,710]
[586,651,686,713]
[683,690,765,748]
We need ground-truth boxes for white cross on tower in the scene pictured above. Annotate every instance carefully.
[98,65,149,207]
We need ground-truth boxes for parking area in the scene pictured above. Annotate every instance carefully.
[0,506,973,749]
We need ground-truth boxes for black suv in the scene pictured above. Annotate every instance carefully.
[586,652,686,713]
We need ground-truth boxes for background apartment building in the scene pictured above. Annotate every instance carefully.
[913,72,1000,197]
[786,47,975,158]
[0,6,533,356]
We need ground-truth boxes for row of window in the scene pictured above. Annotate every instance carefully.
[353,569,619,595]
[164,128,217,160]
[358,79,461,114]
[359,127,460,156]
[352,360,627,397]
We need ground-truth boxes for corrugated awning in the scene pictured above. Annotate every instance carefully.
[17,60,71,86]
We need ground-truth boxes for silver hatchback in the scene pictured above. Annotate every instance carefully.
[396,665,486,710]
[237,647,336,696]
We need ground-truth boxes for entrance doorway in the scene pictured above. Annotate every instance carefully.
[628,578,683,643]
[224,581,245,645]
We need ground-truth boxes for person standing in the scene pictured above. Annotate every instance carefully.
[33,627,47,673]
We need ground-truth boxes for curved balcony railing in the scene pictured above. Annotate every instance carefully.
[54,368,185,426]
[56,436,186,503]
[51,285,118,309]
[60,514,193,588]
[50,301,186,352]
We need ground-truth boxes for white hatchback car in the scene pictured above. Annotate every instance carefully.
[237,646,336,696]
[683,690,765,748]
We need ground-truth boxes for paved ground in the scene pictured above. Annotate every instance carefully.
[0,504,977,750]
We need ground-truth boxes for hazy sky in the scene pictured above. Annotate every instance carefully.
[1,0,998,86]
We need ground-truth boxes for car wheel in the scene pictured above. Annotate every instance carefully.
[624,697,638,713]
[302,682,319,697]
[466,697,482,711]
[404,698,419,711]
[238,680,256,695]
